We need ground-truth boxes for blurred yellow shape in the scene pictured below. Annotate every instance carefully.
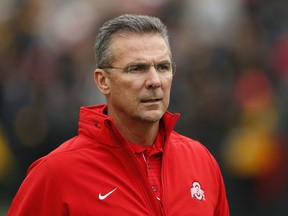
[0,125,15,181]
[223,128,279,177]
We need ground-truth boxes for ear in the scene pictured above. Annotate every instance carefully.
[94,68,110,95]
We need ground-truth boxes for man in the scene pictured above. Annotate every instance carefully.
[8,14,229,215]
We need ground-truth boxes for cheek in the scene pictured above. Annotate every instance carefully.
[163,80,172,96]
[109,80,139,103]
[163,81,172,105]
[164,90,171,107]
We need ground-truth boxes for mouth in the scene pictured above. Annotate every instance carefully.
[141,98,162,103]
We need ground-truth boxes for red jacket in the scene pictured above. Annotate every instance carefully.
[8,105,229,216]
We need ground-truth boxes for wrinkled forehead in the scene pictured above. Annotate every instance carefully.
[109,32,172,62]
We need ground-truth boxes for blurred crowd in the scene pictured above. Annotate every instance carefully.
[0,0,288,215]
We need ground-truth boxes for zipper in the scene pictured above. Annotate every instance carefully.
[160,114,179,216]
[160,137,169,216]
[107,120,164,215]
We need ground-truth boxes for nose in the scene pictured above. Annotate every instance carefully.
[145,66,161,88]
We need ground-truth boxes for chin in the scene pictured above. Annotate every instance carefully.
[140,110,164,123]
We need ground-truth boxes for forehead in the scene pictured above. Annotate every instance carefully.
[110,33,171,63]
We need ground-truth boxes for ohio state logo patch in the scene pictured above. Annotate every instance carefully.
[191,181,205,200]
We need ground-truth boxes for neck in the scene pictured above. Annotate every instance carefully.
[120,120,159,147]
[109,115,159,147]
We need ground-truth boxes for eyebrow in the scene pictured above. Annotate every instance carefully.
[125,59,171,66]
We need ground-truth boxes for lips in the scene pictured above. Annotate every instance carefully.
[141,98,161,103]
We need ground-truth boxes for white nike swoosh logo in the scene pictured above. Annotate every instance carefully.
[98,188,117,200]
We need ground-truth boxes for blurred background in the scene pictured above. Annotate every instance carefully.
[0,0,288,215]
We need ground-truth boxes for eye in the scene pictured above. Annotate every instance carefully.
[156,63,171,72]
[126,64,148,73]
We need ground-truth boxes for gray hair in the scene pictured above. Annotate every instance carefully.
[94,14,171,68]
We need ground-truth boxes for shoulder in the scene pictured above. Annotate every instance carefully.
[28,135,97,174]
[168,131,219,167]
[169,131,210,153]
[167,131,225,186]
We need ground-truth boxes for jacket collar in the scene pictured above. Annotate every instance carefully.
[78,104,180,142]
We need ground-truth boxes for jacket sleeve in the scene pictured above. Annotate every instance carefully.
[7,159,67,216]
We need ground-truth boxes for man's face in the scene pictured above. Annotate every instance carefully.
[105,33,173,124]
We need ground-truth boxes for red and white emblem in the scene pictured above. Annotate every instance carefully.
[191,181,205,200]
